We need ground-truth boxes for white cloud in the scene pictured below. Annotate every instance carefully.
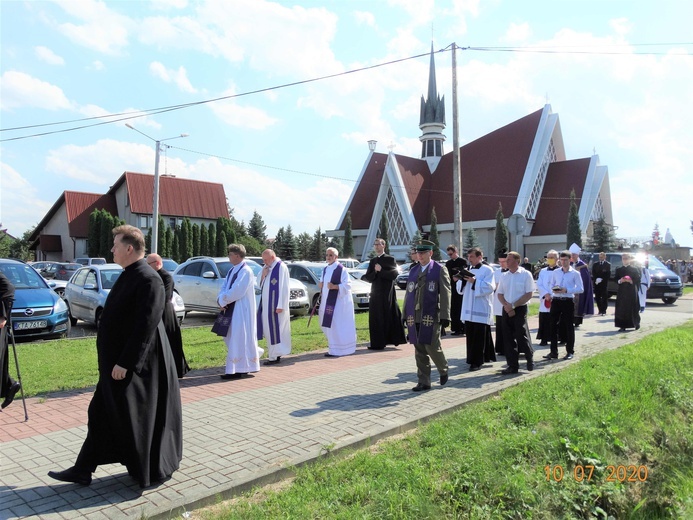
[0,71,72,110]
[149,61,198,93]
[76,104,162,130]
[34,45,65,65]
[52,0,132,55]
[209,85,278,130]
[504,22,531,43]
[149,0,188,10]
[354,10,376,27]
[0,162,51,236]
[88,60,105,71]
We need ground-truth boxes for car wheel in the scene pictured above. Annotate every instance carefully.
[68,305,78,326]
[312,294,320,308]
[62,319,72,339]
[95,308,103,328]
[662,297,677,304]
[55,288,66,300]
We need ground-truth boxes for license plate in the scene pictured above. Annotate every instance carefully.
[359,298,369,304]
[289,301,301,307]
[664,292,676,296]
[14,320,48,330]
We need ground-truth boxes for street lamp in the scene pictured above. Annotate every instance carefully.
[125,123,188,254]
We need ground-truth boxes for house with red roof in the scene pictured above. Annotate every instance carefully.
[332,47,613,262]
[29,172,229,261]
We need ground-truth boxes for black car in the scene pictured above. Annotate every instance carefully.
[585,252,683,304]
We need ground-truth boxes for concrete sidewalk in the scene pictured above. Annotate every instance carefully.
[1,297,691,520]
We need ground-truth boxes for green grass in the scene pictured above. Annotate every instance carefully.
[12,302,539,397]
[194,321,693,520]
[683,286,693,296]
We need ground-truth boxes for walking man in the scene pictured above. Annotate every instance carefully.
[361,239,406,350]
[319,248,357,357]
[497,251,535,373]
[545,250,584,360]
[592,251,611,316]
[257,249,292,365]
[403,240,451,391]
[445,245,468,336]
[1,272,21,409]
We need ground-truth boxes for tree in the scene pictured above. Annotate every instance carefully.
[247,211,267,243]
[273,227,286,256]
[179,217,193,261]
[279,225,297,260]
[493,202,508,260]
[342,211,354,258]
[585,217,617,252]
[378,210,390,254]
[5,228,34,261]
[566,189,582,248]
[99,211,116,261]
[165,226,174,259]
[199,223,209,257]
[88,210,100,257]
[192,223,201,257]
[215,219,228,256]
[207,223,216,256]
[296,232,312,260]
[464,227,480,250]
[237,235,264,256]
[309,227,325,261]
[327,235,342,253]
[171,231,181,263]
[429,206,441,261]
[410,228,422,248]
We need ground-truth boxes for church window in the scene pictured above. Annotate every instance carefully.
[526,139,556,219]
[435,140,442,156]
[426,140,434,157]
[591,195,605,222]
[384,187,409,246]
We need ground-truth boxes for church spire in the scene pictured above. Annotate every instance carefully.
[419,42,446,172]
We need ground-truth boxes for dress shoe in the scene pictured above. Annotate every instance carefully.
[500,367,518,375]
[451,331,463,336]
[440,373,449,386]
[542,353,558,359]
[635,324,640,330]
[411,383,431,392]
[538,342,548,346]
[618,328,626,332]
[526,361,534,371]
[564,353,574,360]
[324,353,337,358]
[220,373,243,380]
[469,365,481,372]
[1,381,21,409]
[263,357,281,366]
[48,466,92,486]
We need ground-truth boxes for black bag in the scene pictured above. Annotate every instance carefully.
[211,305,233,337]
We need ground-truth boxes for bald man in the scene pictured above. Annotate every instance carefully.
[147,253,189,378]
[257,249,292,364]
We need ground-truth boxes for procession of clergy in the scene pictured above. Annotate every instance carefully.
[219,239,645,391]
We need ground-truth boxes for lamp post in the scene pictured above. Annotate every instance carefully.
[125,124,188,254]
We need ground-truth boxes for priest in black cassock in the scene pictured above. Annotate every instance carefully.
[614,253,641,332]
[362,238,406,350]
[445,245,468,336]
[49,225,183,488]
[147,253,190,378]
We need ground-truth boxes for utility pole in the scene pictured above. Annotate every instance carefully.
[451,42,463,250]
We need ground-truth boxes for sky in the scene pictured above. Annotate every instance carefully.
[1,0,692,249]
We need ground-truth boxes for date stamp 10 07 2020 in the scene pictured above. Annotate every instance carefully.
[544,465,648,483]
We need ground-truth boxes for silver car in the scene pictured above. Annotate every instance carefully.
[173,256,309,317]
[287,261,371,311]
[65,264,123,326]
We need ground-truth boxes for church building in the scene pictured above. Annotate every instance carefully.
[332,46,614,262]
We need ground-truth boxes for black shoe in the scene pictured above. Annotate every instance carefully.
[618,328,626,332]
[500,367,518,375]
[564,353,574,360]
[324,353,337,358]
[527,362,534,371]
[635,324,640,330]
[220,373,243,380]
[48,467,92,486]
[538,342,548,346]
[543,353,558,359]
[440,373,448,386]
[1,381,20,409]
[469,365,481,372]
[263,358,281,366]
[451,331,463,336]
[412,383,431,392]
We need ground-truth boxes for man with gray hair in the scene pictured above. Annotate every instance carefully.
[257,248,292,365]
[319,248,356,357]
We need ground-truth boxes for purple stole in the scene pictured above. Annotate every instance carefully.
[321,263,343,328]
[257,261,282,344]
[404,261,441,344]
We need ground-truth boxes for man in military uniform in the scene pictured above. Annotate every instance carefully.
[403,240,452,392]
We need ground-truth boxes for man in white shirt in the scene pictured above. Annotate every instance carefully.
[497,251,535,373]
[545,250,584,360]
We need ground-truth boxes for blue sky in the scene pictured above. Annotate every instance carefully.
[1,0,692,249]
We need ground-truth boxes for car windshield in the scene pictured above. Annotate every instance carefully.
[0,263,48,290]
[215,261,233,278]
[99,269,123,290]
[357,261,370,269]
[246,262,261,276]
[638,255,669,272]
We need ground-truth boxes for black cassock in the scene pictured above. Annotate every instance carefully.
[614,265,641,330]
[445,256,468,334]
[361,254,406,350]
[158,268,190,378]
[75,259,183,487]
[1,273,16,399]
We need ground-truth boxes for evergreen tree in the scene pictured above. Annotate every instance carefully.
[192,223,201,257]
[6,227,34,261]
[493,202,509,260]
[327,235,342,253]
[378,210,390,254]
[165,226,174,258]
[296,232,312,260]
[309,227,325,261]
[429,206,441,261]
[464,227,480,250]
[215,220,228,256]
[88,210,100,257]
[171,231,181,263]
[343,211,354,258]
[566,189,582,248]
[237,235,264,256]
[247,211,268,243]
[145,228,152,253]
[281,225,298,260]
[180,217,193,261]
[199,224,209,256]
[157,216,168,257]
[410,228,422,248]
[100,211,115,260]
[586,217,616,252]
[207,223,216,256]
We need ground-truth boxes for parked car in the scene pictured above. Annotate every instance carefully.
[171,291,186,325]
[73,257,107,266]
[349,260,371,280]
[65,264,123,326]
[585,252,683,304]
[0,259,71,340]
[396,262,414,289]
[172,256,310,316]
[47,279,68,300]
[161,258,178,273]
[41,262,81,281]
[287,261,371,311]
[29,261,52,271]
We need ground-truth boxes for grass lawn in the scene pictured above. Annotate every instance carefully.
[194,320,693,519]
